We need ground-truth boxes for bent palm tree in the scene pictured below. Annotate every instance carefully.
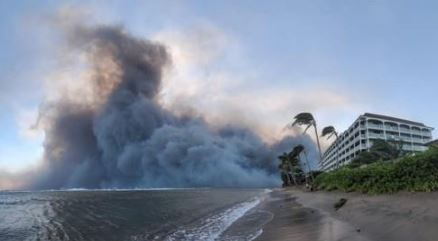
[321,126,339,169]
[290,112,323,165]
[321,126,338,139]
[291,144,314,183]
[290,144,304,158]
[278,162,290,186]
[286,155,300,185]
[278,153,296,186]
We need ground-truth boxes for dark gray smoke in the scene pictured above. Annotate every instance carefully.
[28,24,317,189]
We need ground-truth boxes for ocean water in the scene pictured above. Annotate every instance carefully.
[0,188,271,241]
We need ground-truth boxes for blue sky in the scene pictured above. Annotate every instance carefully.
[1,0,438,171]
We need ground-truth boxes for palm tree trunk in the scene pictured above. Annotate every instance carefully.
[281,170,289,186]
[313,123,323,166]
[303,150,314,182]
[287,162,297,185]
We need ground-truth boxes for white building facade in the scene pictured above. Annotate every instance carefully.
[321,113,434,171]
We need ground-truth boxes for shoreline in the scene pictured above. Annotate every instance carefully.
[254,188,438,241]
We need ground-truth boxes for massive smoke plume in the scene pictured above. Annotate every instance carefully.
[23,23,317,189]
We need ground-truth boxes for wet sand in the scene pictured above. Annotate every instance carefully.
[256,188,438,241]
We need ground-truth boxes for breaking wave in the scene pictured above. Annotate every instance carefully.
[166,197,262,241]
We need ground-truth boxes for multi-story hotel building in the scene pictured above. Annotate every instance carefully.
[321,113,434,171]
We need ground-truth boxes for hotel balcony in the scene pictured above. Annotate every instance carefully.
[413,146,427,151]
[399,128,411,133]
[386,134,399,140]
[384,126,399,131]
[368,124,383,129]
[368,133,384,139]
[422,132,432,137]
[412,138,424,143]
[411,130,423,135]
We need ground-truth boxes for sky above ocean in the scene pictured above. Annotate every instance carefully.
[1,0,438,171]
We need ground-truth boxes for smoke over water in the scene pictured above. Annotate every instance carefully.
[18,23,317,190]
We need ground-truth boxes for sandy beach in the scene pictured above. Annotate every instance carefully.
[255,188,438,241]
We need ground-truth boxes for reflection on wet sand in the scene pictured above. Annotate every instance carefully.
[255,191,370,241]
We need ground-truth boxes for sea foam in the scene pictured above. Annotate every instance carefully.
[165,198,261,241]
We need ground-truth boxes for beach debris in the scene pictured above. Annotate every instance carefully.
[356,228,361,233]
[334,198,348,210]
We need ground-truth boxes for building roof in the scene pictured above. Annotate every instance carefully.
[363,112,428,127]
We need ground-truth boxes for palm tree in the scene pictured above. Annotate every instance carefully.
[321,126,339,168]
[278,153,296,186]
[278,162,290,186]
[286,154,300,185]
[321,126,338,139]
[290,112,323,165]
[290,144,304,158]
[301,148,315,183]
[291,144,314,183]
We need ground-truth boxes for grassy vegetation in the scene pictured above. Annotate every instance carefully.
[314,147,438,194]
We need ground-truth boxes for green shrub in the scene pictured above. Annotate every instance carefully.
[314,148,438,194]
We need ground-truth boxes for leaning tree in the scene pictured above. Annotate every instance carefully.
[290,144,314,183]
[290,112,323,165]
[321,125,339,169]
[278,152,295,186]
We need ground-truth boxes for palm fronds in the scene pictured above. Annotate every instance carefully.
[321,126,338,139]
